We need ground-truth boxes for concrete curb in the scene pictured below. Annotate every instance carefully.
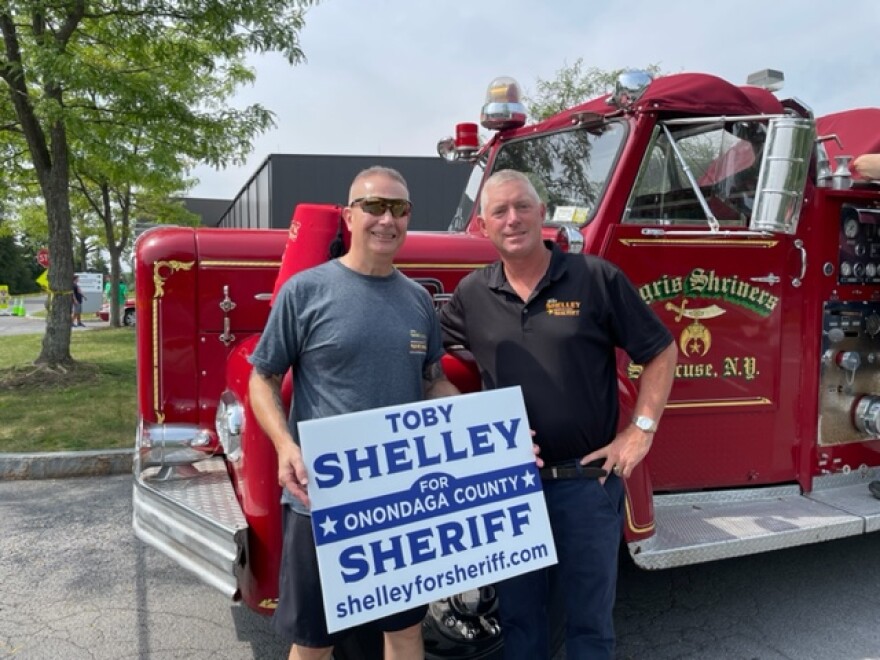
[0,449,133,480]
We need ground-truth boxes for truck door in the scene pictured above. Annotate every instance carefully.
[607,119,805,491]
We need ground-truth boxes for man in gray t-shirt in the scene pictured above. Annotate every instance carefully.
[248,166,459,659]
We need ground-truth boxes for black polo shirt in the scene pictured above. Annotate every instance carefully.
[439,242,673,464]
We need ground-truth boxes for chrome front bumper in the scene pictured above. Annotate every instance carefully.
[132,456,248,598]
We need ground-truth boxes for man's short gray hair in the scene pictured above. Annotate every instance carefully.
[479,169,540,214]
[350,166,409,201]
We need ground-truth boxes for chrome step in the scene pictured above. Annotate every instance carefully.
[629,470,880,570]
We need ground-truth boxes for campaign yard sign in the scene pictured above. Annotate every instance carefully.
[299,386,557,633]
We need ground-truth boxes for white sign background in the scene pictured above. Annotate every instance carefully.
[299,387,557,633]
[75,271,103,314]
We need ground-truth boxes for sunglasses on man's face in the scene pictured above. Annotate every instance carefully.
[349,197,413,219]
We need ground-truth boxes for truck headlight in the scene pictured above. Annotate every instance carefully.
[216,391,244,462]
[137,422,213,468]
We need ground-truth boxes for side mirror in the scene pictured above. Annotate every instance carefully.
[749,117,816,234]
[437,137,457,162]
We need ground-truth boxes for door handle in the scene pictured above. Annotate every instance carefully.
[750,273,781,285]
[792,239,807,288]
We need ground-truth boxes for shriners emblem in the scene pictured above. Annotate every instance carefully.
[665,298,726,357]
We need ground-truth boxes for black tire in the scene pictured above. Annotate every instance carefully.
[123,308,135,327]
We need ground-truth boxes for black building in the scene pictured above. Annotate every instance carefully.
[215,154,473,232]
[181,197,235,227]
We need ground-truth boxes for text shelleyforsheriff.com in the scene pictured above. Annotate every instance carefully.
[336,543,550,619]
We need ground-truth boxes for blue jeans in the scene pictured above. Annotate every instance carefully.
[496,474,624,660]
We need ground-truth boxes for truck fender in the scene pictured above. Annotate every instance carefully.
[440,349,481,393]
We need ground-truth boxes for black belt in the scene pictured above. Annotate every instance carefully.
[539,460,607,480]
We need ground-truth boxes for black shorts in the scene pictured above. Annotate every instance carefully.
[272,504,429,648]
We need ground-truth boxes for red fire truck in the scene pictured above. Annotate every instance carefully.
[132,68,880,658]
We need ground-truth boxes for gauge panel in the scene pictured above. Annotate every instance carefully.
[838,204,880,284]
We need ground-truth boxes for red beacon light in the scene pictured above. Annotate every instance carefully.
[481,76,527,131]
[437,122,481,162]
[455,122,479,156]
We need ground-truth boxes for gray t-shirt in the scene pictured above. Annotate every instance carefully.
[249,259,444,512]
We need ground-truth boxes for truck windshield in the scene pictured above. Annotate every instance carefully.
[448,158,486,232]
[447,122,626,231]
[624,120,768,227]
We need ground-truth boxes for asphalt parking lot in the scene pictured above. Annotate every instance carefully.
[0,474,286,659]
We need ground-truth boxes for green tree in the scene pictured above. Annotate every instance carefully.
[525,59,664,121]
[0,217,41,295]
[0,236,33,293]
[0,1,316,367]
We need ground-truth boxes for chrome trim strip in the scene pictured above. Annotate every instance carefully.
[395,263,489,269]
[200,260,282,268]
[666,397,773,409]
[662,114,788,125]
[620,238,779,248]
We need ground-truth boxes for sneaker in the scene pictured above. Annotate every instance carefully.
[77,323,86,327]
[870,481,880,500]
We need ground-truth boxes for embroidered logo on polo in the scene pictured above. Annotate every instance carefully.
[409,329,428,353]
[545,299,580,317]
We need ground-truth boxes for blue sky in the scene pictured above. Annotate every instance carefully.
[189,0,880,199]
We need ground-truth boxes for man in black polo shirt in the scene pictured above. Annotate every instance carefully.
[439,169,677,660]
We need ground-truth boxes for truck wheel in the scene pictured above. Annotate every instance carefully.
[334,580,565,660]
[123,308,135,327]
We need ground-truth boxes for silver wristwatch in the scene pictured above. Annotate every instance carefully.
[632,415,658,433]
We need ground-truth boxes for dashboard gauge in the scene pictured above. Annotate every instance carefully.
[867,263,878,279]
[841,262,853,277]
[853,262,866,278]
[855,242,867,257]
[866,313,880,337]
[844,217,860,239]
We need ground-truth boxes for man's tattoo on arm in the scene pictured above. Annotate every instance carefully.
[423,361,446,384]
[254,368,286,415]
[270,383,286,417]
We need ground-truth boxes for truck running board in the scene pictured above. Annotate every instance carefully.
[629,470,880,570]
[132,457,248,598]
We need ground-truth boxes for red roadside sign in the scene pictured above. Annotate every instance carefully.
[36,248,49,268]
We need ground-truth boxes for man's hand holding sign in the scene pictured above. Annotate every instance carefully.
[299,387,557,633]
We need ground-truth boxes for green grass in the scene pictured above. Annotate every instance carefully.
[0,328,136,452]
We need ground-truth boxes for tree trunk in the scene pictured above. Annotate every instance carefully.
[36,126,75,367]
[108,251,122,328]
